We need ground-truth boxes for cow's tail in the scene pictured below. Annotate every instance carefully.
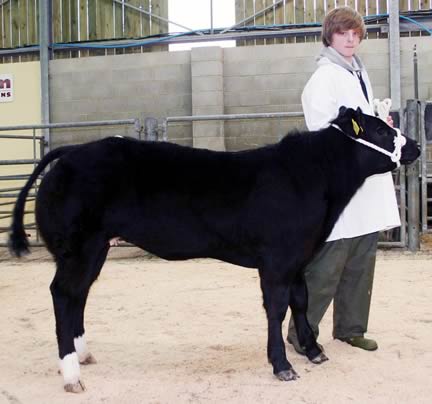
[9,145,78,258]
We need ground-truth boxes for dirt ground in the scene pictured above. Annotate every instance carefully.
[1,247,431,404]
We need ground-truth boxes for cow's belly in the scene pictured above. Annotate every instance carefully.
[108,195,259,268]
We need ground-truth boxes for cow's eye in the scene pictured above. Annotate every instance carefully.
[377,126,388,136]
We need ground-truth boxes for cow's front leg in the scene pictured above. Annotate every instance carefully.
[260,274,298,381]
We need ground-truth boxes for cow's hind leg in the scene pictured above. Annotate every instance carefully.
[73,244,109,366]
[51,239,109,393]
[73,290,97,366]
[259,271,298,381]
[51,275,85,393]
[289,275,328,364]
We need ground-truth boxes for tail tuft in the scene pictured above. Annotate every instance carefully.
[8,226,30,258]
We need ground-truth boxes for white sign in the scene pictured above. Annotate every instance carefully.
[0,74,13,102]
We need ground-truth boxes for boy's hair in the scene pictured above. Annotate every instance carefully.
[321,7,366,46]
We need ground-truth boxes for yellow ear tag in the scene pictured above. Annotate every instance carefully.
[352,119,362,136]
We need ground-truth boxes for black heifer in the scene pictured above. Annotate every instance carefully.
[9,107,419,392]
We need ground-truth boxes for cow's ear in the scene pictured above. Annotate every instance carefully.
[332,106,364,138]
[355,107,366,131]
[338,106,349,117]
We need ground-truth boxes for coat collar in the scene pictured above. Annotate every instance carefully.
[317,46,365,73]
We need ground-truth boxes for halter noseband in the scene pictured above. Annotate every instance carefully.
[350,128,406,168]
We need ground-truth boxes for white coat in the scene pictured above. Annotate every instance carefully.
[301,51,400,241]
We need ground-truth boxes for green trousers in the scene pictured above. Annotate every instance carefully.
[288,232,378,346]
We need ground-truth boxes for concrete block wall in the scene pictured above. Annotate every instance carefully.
[191,47,225,151]
[49,36,432,151]
[223,42,314,150]
[50,51,192,148]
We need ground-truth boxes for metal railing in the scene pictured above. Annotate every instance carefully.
[0,118,141,247]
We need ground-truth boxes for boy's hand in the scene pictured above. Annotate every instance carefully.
[386,115,394,128]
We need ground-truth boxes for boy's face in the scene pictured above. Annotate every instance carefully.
[330,29,361,61]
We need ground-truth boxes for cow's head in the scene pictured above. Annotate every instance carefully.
[332,107,420,174]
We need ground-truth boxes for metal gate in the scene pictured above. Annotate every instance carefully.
[419,101,432,234]
[0,119,141,247]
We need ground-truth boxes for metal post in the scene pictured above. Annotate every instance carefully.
[389,1,401,112]
[210,0,214,35]
[406,100,420,251]
[413,45,419,99]
[144,117,158,141]
[39,0,51,154]
[133,118,142,139]
[160,119,168,141]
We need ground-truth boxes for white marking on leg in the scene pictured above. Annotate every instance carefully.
[74,335,89,362]
[74,334,96,364]
[59,352,80,385]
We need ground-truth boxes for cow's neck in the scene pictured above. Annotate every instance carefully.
[312,129,370,241]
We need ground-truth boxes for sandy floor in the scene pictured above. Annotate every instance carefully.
[0,248,431,404]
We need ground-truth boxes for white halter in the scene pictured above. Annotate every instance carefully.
[334,99,406,168]
[353,128,406,168]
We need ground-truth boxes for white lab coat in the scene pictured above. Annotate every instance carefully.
[301,55,400,241]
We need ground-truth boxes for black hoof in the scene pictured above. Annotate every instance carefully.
[275,368,300,381]
[310,352,329,364]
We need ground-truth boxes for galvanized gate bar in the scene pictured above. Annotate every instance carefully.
[0,175,33,180]
[0,160,41,165]
[0,119,140,131]
[0,199,34,207]
[0,134,44,140]
[166,112,303,123]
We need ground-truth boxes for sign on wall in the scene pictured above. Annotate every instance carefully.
[0,74,13,102]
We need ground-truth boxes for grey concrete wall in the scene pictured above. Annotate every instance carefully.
[50,36,432,151]
[50,51,192,148]
[191,47,225,151]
